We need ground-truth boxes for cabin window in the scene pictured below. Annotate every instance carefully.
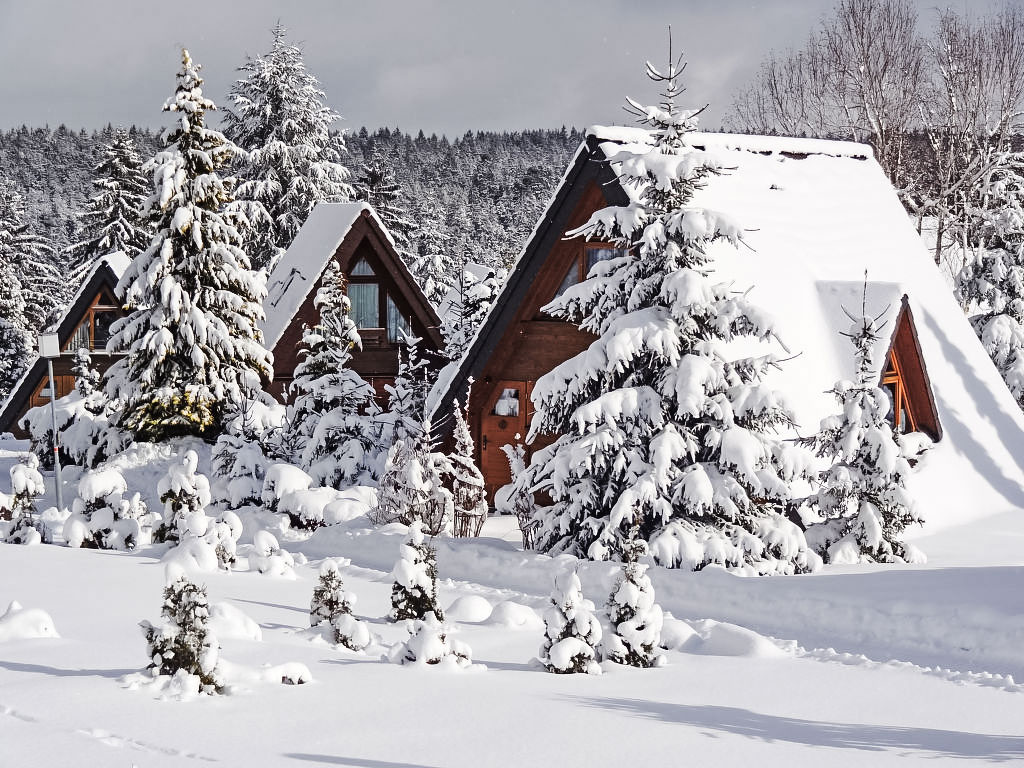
[386,295,412,343]
[351,258,375,276]
[881,352,915,434]
[67,306,119,354]
[553,244,628,299]
[349,283,380,328]
[492,388,520,417]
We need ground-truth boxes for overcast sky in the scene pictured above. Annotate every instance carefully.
[0,0,969,137]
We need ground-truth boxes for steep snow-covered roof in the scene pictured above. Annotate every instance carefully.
[591,130,1024,532]
[261,202,392,350]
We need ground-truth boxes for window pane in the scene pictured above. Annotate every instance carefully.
[350,257,375,276]
[387,295,412,343]
[585,246,626,275]
[349,283,379,328]
[70,321,89,353]
[553,262,579,299]
[493,388,520,417]
[93,311,117,351]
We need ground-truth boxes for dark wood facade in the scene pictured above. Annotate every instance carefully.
[267,208,443,401]
[0,259,127,438]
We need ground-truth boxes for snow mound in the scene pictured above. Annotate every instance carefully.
[210,602,263,641]
[485,601,543,629]
[689,620,788,659]
[659,615,699,650]
[249,530,296,578]
[0,600,59,641]
[445,595,493,623]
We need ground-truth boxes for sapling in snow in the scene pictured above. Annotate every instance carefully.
[3,454,47,545]
[140,570,224,694]
[604,533,665,668]
[310,560,369,651]
[390,521,444,622]
[805,296,926,564]
[64,467,150,551]
[497,443,539,549]
[388,615,473,668]
[447,396,487,537]
[539,569,602,675]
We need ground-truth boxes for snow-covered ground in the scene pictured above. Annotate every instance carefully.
[3,443,1024,766]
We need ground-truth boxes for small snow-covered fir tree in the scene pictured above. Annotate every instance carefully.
[539,569,602,675]
[354,150,416,254]
[65,127,150,281]
[64,467,150,551]
[805,300,925,564]
[211,398,277,509]
[497,443,539,549]
[310,559,369,651]
[4,454,46,545]
[521,46,815,573]
[141,570,224,694]
[408,209,455,308]
[71,348,102,401]
[388,615,473,668]
[441,263,504,362]
[604,532,665,668]
[956,153,1024,408]
[448,396,487,537]
[225,23,354,270]
[285,260,380,488]
[155,450,210,544]
[389,521,444,622]
[105,49,272,442]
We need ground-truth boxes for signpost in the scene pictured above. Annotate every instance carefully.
[37,332,63,513]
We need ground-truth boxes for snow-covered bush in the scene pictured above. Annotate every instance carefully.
[388,615,473,669]
[249,529,296,578]
[310,560,369,651]
[519,53,816,574]
[448,398,487,537]
[140,570,224,695]
[390,522,444,622]
[804,308,926,564]
[3,454,47,545]
[260,463,312,514]
[604,537,665,668]
[64,467,150,550]
[21,390,128,471]
[496,443,539,549]
[539,569,602,675]
[211,399,281,510]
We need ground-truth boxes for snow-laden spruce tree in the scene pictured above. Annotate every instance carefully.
[211,398,279,510]
[106,50,272,442]
[0,177,61,332]
[956,153,1024,408]
[141,569,224,694]
[71,348,102,404]
[441,264,504,362]
[0,266,32,399]
[310,559,370,651]
[521,49,816,573]
[65,127,150,281]
[354,150,416,254]
[604,532,665,667]
[408,209,455,308]
[285,260,380,488]
[539,569,602,675]
[225,23,353,270]
[390,521,444,622]
[804,302,925,564]
[3,454,47,545]
[64,467,150,551]
[448,396,487,537]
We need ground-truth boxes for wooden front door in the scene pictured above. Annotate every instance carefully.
[479,380,532,503]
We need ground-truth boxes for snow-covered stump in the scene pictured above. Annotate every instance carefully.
[604,539,665,668]
[64,467,150,550]
[390,522,444,622]
[388,615,474,669]
[140,569,224,695]
[310,559,370,651]
[539,570,602,675]
[3,454,47,545]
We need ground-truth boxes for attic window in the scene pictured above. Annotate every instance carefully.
[67,306,119,354]
[351,258,375,276]
[882,353,915,434]
[877,299,941,441]
[553,244,627,300]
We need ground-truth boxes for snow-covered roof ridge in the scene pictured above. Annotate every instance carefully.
[586,125,874,161]
[261,202,389,351]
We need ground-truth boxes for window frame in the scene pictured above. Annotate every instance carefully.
[551,242,628,302]
[882,351,917,434]
[345,256,414,345]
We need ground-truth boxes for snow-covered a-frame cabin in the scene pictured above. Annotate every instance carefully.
[261,202,443,400]
[0,252,130,439]
[431,127,1024,529]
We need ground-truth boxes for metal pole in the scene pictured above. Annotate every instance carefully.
[46,357,63,513]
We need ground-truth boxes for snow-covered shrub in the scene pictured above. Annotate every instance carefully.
[604,537,665,668]
[3,454,47,545]
[211,399,281,510]
[64,467,150,550]
[310,560,369,651]
[21,391,128,471]
[278,487,350,530]
[804,308,926,564]
[519,55,817,574]
[539,569,602,675]
[448,397,487,538]
[390,521,444,622]
[497,443,539,549]
[260,463,312,514]
[140,570,224,695]
[388,615,473,668]
[249,529,296,578]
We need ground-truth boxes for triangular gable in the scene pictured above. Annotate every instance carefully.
[882,297,941,441]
